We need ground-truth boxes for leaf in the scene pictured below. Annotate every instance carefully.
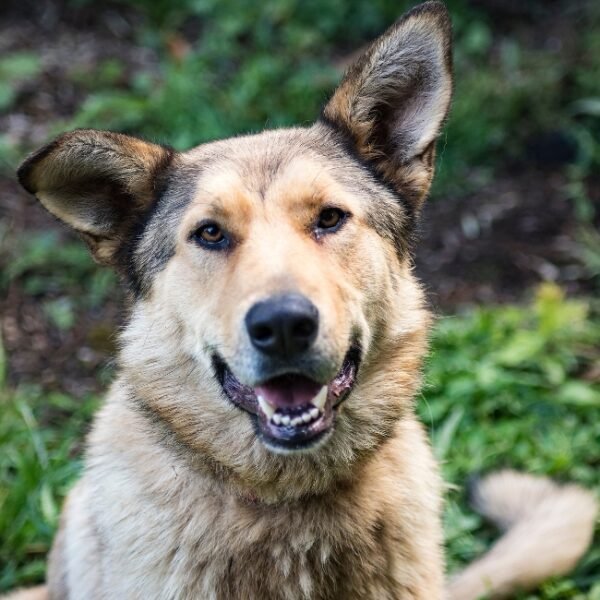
[15,399,48,469]
[434,406,464,460]
[39,484,57,527]
[0,52,42,80]
[43,298,75,332]
[495,331,545,366]
[556,381,600,407]
[0,88,16,112]
[571,97,600,117]
[535,283,588,336]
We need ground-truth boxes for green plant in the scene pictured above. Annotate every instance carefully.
[424,284,600,593]
[0,383,98,591]
[1,232,117,313]
[0,53,41,112]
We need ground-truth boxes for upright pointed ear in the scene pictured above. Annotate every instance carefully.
[17,129,174,266]
[322,1,452,210]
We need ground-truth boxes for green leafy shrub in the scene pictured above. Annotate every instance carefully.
[0,381,98,591]
[424,284,600,593]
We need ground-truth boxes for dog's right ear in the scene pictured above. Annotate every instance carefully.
[17,129,174,266]
[322,1,452,211]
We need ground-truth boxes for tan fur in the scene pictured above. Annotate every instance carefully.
[448,471,598,599]
[7,3,597,599]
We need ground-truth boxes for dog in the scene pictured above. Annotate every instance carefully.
[7,2,597,598]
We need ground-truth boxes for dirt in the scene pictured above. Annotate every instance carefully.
[1,1,598,395]
[416,171,599,309]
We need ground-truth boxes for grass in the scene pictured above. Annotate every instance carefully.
[425,284,600,597]
[0,386,97,590]
[1,284,598,596]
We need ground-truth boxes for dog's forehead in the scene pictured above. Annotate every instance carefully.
[181,128,341,206]
[183,158,346,225]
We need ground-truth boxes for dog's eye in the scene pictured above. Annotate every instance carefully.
[316,208,346,232]
[190,221,229,249]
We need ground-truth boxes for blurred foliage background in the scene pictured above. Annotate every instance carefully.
[0,0,598,596]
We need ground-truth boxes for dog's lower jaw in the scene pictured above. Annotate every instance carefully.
[258,423,335,456]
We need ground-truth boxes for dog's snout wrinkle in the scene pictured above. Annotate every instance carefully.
[245,293,319,358]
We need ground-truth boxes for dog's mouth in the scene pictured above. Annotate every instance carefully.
[213,346,361,451]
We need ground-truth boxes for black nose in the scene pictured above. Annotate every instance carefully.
[245,294,319,358]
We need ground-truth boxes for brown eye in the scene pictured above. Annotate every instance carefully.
[190,221,229,249]
[316,208,347,232]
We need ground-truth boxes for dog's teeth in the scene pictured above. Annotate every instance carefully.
[272,413,282,425]
[257,395,275,419]
[312,386,328,410]
[281,415,291,426]
[309,407,320,419]
[291,416,303,427]
[302,412,312,423]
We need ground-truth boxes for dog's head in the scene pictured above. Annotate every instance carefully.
[18,2,452,498]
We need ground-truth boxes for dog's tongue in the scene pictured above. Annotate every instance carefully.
[255,375,322,409]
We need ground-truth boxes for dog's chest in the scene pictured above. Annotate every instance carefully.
[100,490,395,600]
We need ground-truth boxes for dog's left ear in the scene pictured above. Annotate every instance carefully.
[322,1,452,209]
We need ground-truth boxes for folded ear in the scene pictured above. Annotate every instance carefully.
[17,129,174,265]
[322,1,452,210]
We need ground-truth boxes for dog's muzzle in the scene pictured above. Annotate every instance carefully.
[212,345,360,452]
[212,293,361,452]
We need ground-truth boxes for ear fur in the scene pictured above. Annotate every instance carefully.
[322,1,453,210]
[17,129,174,265]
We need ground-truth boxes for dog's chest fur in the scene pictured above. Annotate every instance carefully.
[99,493,394,599]
[52,396,442,600]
